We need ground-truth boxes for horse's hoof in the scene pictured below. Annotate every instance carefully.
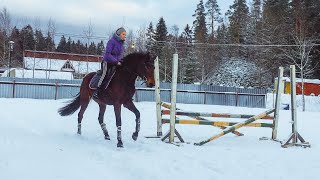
[132,132,138,141]
[105,135,110,140]
[117,141,123,148]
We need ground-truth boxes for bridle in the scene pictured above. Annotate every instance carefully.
[122,63,149,84]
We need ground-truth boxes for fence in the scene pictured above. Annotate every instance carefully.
[0,77,267,108]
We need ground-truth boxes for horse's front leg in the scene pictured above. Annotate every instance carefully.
[98,104,110,140]
[124,101,140,141]
[114,103,123,148]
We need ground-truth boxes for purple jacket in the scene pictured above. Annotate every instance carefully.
[102,34,125,64]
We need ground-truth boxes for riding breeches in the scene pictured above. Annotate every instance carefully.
[97,62,108,88]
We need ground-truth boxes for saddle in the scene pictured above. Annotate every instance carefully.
[89,69,116,90]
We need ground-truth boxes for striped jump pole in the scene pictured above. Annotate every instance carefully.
[162,119,274,128]
[161,109,274,120]
[194,108,275,146]
[161,102,244,136]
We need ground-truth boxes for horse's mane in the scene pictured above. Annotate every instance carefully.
[122,52,150,64]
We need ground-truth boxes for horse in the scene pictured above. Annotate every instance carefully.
[58,52,155,148]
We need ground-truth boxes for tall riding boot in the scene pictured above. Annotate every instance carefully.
[104,66,117,89]
[93,62,108,99]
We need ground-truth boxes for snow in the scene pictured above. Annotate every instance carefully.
[3,68,74,80]
[282,77,320,84]
[0,94,319,180]
[24,57,100,74]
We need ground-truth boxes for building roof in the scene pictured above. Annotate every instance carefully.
[24,50,102,74]
[24,50,102,62]
[282,77,320,84]
[3,68,74,80]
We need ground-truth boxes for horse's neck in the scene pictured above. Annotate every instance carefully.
[119,67,138,85]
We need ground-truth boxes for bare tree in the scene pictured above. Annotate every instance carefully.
[83,19,94,73]
[0,7,12,67]
[46,18,56,79]
[135,24,147,52]
[124,29,135,55]
[280,36,319,111]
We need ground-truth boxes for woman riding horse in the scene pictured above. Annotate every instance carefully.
[94,27,127,99]
[58,51,155,148]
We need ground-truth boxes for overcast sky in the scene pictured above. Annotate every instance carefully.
[1,0,235,39]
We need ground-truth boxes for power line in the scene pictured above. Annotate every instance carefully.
[151,40,320,47]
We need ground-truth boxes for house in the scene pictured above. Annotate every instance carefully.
[23,50,102,79]
[275,77,320,96]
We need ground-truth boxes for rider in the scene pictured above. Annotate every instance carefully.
[94,27,126,98]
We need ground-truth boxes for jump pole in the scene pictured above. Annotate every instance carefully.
[194,67,284,146]
[271,66,283,140]
[161,53,184,143]
[281,65,310,148]
[194,108,275,146]
[154,56,162,137]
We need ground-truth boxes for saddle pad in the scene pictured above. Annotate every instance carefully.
[89,73,101,89]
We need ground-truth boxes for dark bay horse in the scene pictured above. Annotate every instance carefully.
[58,52,155,147]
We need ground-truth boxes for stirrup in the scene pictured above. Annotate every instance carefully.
[93,90,99,99]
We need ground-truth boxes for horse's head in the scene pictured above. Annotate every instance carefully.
[123,52,155,87]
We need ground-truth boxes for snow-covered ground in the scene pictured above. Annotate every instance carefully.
[1,94,319,180]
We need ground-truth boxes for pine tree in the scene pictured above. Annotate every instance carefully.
[34,30,46,51]
[20,24,35,51]
[226,0,249,44]
[205,0,222,43]
[155,17,170,81]
[146,22,155,53]
[155,17,168,42]
[70,40,76,53]
[88,42,96,55]
[97,40,105,55]
[193,0,208,43]
[56,35,67,53]
[45,32,55,52]
[9,26,22,67]
[65,37,72,53]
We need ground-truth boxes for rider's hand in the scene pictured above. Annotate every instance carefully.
[117,61,122,66]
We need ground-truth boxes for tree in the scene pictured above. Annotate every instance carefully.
[45,18,56,52]
[124,29,135,55]
[56,35,67,53]
[193,0,211,83]
[205,0,222,43]
[155,17,170,81]
[9,26,22,67]
[146,22,156,54]
[88,41,96,55]
[0,7,12,66]
[280,36,318,111]
[20,24,35,51]
[65,37,72,53]
[226,0,249,45]
[34,30,46,51]
[193,0,208,43]
[97,40,105,55]
[135,25,147,52]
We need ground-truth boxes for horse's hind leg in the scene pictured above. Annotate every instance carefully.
[77,100,89,135]
[123,101,140,141]
[114,103,123,148]
[98,104,110,140]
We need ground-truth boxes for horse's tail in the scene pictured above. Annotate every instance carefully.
[58,93,81,116]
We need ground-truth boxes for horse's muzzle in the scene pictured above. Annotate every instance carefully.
[146,81,155,88]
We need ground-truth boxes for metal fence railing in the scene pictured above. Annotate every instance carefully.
[0,77,267,108]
